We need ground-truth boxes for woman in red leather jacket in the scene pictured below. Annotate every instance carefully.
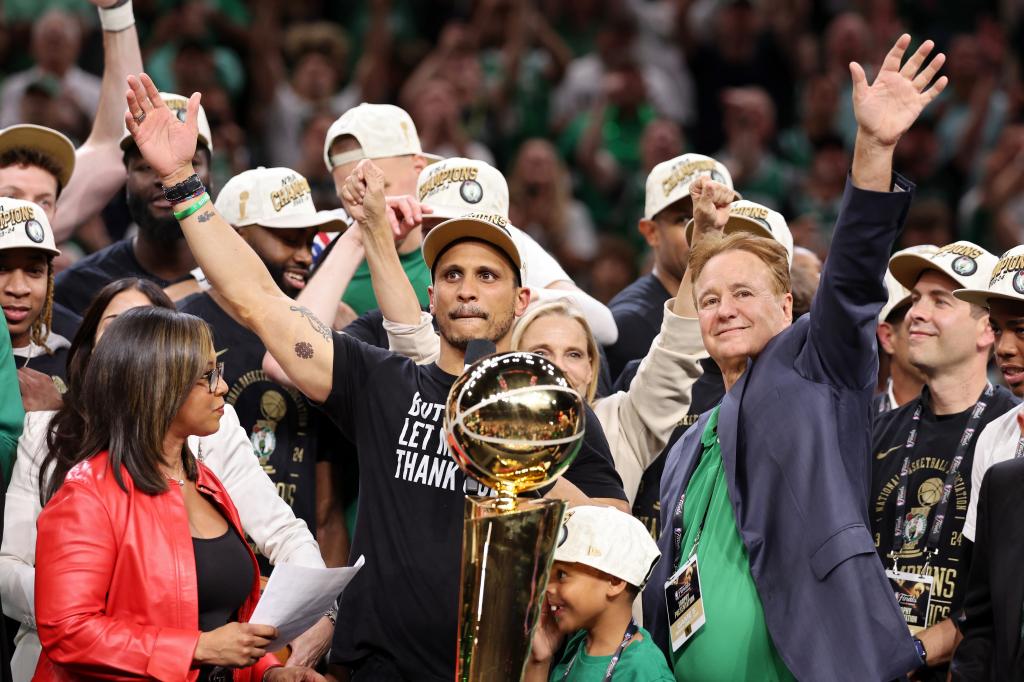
[34,307,324,682]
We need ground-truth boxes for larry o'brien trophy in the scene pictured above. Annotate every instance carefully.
[445,349,585,681]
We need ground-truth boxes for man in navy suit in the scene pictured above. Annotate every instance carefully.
[643,35,947,681]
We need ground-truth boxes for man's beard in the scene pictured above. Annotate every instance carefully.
[265,261,302,299]
[438,303,516,351]
[127,190,183,245]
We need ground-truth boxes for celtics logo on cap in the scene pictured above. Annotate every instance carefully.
[951,255,978,277]
[24,220,44,244]
[460,179,483,204]
[1013,270,1024,295]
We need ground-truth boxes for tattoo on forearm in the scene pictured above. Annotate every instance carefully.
[290,306,332,342]
[197,211,215,223]
[294,341,314,359]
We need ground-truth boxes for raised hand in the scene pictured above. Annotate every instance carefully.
[340,160,389,236]
[850,34,947,147]
[529,598,565,664]
[688,176,734,246]
[124,73,200,182]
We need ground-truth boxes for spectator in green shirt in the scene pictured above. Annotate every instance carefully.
[0,314,24,484]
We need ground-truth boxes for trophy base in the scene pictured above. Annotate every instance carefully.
[456,495,566,682]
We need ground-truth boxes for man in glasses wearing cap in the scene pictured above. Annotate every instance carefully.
[869,242,1018,679]
[54,92,215,315]
[123,70,626,682]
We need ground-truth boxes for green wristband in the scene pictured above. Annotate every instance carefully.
[173,193,210,221]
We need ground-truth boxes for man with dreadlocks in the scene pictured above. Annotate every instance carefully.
[0,198,66,395]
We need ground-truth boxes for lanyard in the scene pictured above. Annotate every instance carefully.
[670,463,722,568]
[561,619,639,681]
[890,383,993,567]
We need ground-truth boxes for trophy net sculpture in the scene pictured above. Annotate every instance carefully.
[445,350,585,681]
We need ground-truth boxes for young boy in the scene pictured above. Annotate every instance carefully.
[527,505,674,681]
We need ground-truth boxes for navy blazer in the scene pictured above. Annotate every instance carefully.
[643,177,921,681]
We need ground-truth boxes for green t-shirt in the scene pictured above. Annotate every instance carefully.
[0,316,25,482]
[671,407,795,682]
[342,248,432,316]
[550,626,674,681]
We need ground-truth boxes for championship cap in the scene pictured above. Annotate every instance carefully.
[0,198,61,256]
[553,505,661,589]
[0,124,76,189]
[323,103,441,171]
[644,153,738,220]
[416,157,508,220]
[215,166,346,231]
[954,245,1024,308]
[888,240,997,292]
[120,92,213,152]
[880,244,939,322]
[685,199,794,266]
[421,212,522,274]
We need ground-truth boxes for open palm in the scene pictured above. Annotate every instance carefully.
[851,35,947,146]
[124,73,199,180]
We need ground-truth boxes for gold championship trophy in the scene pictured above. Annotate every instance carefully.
[445,350,585,681]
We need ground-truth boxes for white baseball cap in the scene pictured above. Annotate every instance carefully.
[554,505,661,589]
[215,166,347,231]
[644,153,737,220]
[955,245,1024,308]
[685,199,794,266]
[880,244,939,322]
[417,157,508,220]
[323,103,441,171]
[421,212,523,275]
[120,92,214,152]
[888,240,997,293]
[0,198,60,256]
[0,124,76,189]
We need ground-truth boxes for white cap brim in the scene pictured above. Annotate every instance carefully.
[954,288,1024,308]
[889,253,958,291]
[245,210,348,232]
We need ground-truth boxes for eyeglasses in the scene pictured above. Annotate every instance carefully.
[201,362,225,393]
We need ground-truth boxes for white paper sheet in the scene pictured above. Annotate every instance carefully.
[250,555,365,650]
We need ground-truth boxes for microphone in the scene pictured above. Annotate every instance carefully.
[464,339,497,369]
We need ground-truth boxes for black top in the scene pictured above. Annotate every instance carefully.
[953,456,1024,680]
[14,345,69,384]
[54,239,187,315]
[604,273,672,382]
[614,356,725,538]
[194,526,255,682]
[321,332,626,681]
[870,384,1018,676]
[50,302,81,341]
[180,293,332,572]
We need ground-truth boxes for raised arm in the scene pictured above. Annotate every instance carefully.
[124,73,334,403]
[54,0,144,241]
[804,35,946,388]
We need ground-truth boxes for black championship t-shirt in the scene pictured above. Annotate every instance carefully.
[55,239,186,315]
[870,386,1018,636]
[604,273,672,382]
[614,357,725,538]
[180,293,328,570]
[321,332,626,681]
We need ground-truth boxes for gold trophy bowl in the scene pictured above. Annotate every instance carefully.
[446,351,585,681]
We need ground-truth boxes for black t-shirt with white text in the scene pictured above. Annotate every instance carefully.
[321,332,626,681]
[180,293,329,571]
[870,386,1018,639]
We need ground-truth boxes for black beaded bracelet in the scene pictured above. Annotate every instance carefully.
[162,174,205,204]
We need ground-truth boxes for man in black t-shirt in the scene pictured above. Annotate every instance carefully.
[604,153,737,381]
[125,86,625,682]
[871,242,1019,678]
[54,93,216,315]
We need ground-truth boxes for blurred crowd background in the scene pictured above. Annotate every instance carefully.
[2,0,1022,303]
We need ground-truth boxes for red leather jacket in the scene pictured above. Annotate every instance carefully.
[34,452,281,681]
